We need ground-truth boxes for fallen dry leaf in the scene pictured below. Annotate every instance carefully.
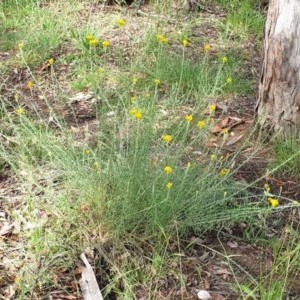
[225,134,245,146]
[0,222,14,236]
[227,241,239,248]
[211,116,244,134]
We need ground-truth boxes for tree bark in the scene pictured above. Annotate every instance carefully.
[256,0,300,133]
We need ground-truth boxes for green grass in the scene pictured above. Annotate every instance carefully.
[269,133,300,179]
[0,0,299,299]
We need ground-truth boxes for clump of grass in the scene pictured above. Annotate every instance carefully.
[237,219,300,300]
[215,0,264,38]
[269,133,300,179]
[1,0,298,299]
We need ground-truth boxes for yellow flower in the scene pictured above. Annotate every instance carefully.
[226,77,232,84]
[219,168,230,176]
[223,191,228,197]
[164,165,173,173]
[162,134,172,143]
[166,181,173,188]
[268,197,279,207]
[187,161,191,168]
[153,78,161,85]
[93,161,99,168]
[156,34,169,43]
[203,44,211,52]
[85,149,91,155]
[47,58,54,65]
[210,154,216,160]
[222,128,229,135]
[264,183,270,192]
[197,120,206,128]
[17,42,24,49]
[221,56,228,63]
[145,93,151,97]
[130,95,137,102]
[26,80,34,88]
[102,40,110,47]
[16,107,25,115]
[182,39,189,46]
[14,94,19,101]
[86,34,95,41]
[185,114,193,122]
[89,38,99,45]
[116,18,126,26]
[14,276,22,284]
[129,108,143,119]
[132,77,138,84]
[208,104,216,113]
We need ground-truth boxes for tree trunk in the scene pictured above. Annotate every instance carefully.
[256,0,300,133]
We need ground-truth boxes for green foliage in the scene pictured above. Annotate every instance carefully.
[269,134,300,179]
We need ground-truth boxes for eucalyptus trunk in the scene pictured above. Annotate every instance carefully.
[256,0,300,133]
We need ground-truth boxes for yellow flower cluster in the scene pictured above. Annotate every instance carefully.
[209,104,216,113]
[203,44,211,52]
[162,134,172,143]
[166,181,173,188]
[157,34,168,43]
[85,34,110,47]
[116,18,126,26]
[221,56,228,63]
[129,108,143,119]
[164,165,173,173]
[16,107,25,115]
[26,80,34,88]
[182,39,189,46]
[185,114,193,122]
[219,168,230,176]
[268,197,279,207]
[102,40,110,47]
[197,120,206,128]
[47,58,54,65]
